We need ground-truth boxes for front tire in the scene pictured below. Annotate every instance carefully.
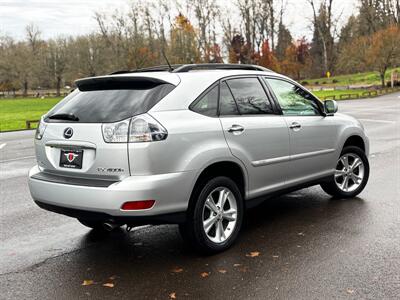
[179,176,244,254]
[321,146,369,198]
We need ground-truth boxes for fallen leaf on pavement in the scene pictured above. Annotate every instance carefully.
[200,272,210,278]
[298,232,305,236]
[169,292,177,299]
[233,264,241,267]
[172,267,184,273]
[81,280,94,286]
[239,266,249,273]
[246,251,260,257]
[103,283,114,288]
[218,269,227,274]
[346,289,355,294]
[272,255,279,258]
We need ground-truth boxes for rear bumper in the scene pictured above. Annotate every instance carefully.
[34,200,186,224]
[28,165,195,222]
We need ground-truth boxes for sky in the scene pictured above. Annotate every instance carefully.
[0,0,358,41]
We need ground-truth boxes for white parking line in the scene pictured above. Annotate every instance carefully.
[0,143,6,149]
[358,119,396,124]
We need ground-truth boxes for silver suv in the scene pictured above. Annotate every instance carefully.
[29,64,370,253]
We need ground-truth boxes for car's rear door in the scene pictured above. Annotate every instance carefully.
[264,77,340,185]
[218,76,290,199]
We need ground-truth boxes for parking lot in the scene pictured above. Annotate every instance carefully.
[1,92,399,299]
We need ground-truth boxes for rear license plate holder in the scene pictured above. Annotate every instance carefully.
[59,149,83,169]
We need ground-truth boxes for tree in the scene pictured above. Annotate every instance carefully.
[234,0,279,63]
[357,0,400,36]
[338,25,400,87]
[169,13,200,64]
[46,38,68,96]
[338,15,358,48]
[367,25,400,86]
[228,34,245,63]
[308,0,337,77]
[0,35,18,94]
[258,39,278,70]
[275,20,292,61]
[280,38,310,79]
[190,0,220,62]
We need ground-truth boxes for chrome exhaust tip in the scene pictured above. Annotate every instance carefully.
[102,222,119,231]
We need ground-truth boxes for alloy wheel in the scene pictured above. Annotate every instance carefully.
[202,187,238,244]
[334,153,365,193]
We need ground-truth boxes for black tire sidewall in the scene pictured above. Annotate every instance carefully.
[325,146,370,198]
[190,176,244,253]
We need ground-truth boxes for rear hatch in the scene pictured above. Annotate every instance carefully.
[35,75,177,182]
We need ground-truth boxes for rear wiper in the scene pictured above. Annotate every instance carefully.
[47,113,79,121]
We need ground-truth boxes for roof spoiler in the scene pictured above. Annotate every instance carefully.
[75,76,170,91]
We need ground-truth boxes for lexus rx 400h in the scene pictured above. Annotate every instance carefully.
[29,64,370,253]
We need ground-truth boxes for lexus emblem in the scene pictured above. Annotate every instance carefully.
[63,127,73,139]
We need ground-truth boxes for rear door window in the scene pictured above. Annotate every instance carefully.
[226,78,274,115]
[219,82,239,115]
[45,80,175,123]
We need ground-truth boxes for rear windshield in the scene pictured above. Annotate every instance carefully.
[45,81,175,123]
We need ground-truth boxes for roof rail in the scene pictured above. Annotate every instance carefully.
[109,65,184,75]
[131,64,183,73]
[172,63,271,73]
[109,63,272,75]
[109,70,132,75]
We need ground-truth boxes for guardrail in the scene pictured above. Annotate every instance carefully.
[0,92,69,99]
[25,120,39,129]
[321,87,400,100]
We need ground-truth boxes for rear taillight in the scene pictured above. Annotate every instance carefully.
[101,114,167,143]
[129,114,167,143]
[121,200,156,210]
[102,119,130,143]
[35,118,47,140]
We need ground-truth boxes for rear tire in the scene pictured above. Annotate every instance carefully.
[179,176,244,254]
[321,146,369,198]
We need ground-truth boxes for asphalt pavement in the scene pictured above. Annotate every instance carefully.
[1,92,399,299]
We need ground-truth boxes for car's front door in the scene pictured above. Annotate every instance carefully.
[218,77,290,199]
[264,77,340,185]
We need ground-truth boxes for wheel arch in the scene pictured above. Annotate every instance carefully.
[187,160,247,212]
[342,135,366,152]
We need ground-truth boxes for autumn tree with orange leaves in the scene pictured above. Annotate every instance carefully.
[338,25,400,87]
[169,14,200,64]
[258,40,278,71]
[286,38,310,79]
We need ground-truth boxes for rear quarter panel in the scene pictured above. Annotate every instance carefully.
[128,110,239,176]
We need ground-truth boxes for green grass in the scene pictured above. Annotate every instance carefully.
[303,67,400,86]
[313,89,368,99]
[0,97,62,131]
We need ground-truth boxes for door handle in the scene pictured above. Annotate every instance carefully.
[289,122,301,130]
[227,125,245,134]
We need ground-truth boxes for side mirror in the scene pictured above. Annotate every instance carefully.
[324,100,338,116]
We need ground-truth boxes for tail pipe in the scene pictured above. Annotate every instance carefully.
[102,222,119,231]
